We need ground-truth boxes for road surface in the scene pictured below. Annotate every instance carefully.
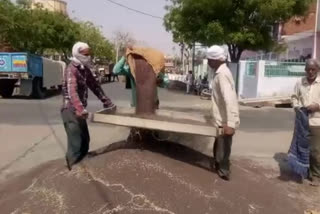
[0,83,318,213]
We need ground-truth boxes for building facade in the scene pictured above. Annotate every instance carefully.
[242,2,320,61]
[31,0,67,15]
[280,2,319,60]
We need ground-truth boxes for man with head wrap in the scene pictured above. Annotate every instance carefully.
[61,42,116,170]
[207,45,240,181]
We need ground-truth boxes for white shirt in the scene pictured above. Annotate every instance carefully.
[292,75,320,127]
[186,73,193,85]
[211,63,240,129]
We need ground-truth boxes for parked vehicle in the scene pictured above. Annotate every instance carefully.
[0,52,65,98]
[94,65,112,84]
[200,88,211,100]
[195,77,210,99]
[97,67,105,83]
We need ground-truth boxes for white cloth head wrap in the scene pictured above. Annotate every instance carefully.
[207,45,227,61]
[71,42,90,66]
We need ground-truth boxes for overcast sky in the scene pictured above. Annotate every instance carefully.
[65,0,177,55]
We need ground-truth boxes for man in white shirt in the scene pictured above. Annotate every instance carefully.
[186,70,193,94]
[292,59,320,186]
[207,45,240,181]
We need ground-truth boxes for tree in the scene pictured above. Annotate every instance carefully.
[0,0,114,62]
[0,0,16,47]
[112,30,136,61]
[16,0,31,8]
[78,22,115,62]
[173,55,182,67]
[164,0,314,62]
[0,0,79,56]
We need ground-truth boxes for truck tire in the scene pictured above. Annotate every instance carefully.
[32,78,47,99]
[0,80,16,98]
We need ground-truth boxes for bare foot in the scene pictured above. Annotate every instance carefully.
[307,178,320,187]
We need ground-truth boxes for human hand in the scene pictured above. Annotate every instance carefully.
[76,110,89,120]
[127,44,133,50]
[307,103,320,113]
[294,106,300,112]
[223,125,235,136]
[156,77,163,86]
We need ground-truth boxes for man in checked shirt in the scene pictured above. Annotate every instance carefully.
[61,42,116,170]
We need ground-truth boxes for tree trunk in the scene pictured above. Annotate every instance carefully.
[227,44,244,63]
[62,50,70,63]
[180,43,185,73]
[185,49,190,74]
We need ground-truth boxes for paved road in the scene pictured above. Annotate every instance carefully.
[0,82,294,131]
[0,83,319,213]
[0,82,295,181]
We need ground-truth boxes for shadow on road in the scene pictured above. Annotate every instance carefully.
[88,138,215,174]
[3,89,62,100]
[161,106,210,114]
[162,106,294,133]
[273,152,302,183]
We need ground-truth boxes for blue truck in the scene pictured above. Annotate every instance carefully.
[0,52,65,98]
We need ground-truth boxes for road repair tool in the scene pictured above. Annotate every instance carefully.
[92,107,219,137]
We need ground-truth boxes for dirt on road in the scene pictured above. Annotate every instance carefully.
[0,141,319,214]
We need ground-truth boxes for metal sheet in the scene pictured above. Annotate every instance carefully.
[28,54,43,77]
[93,107,218,137]
[42,57,63,88]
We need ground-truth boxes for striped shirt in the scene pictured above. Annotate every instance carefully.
[62,62,112,115]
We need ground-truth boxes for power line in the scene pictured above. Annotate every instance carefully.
[105,0,163,20]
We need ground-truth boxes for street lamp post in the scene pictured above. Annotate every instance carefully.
[115,42,122,63]
[192,42,196,73]
[313,0,319,58]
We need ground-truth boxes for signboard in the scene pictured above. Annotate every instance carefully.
[0,54,11,72]
[0,59,6,67]
[12,55,27,72]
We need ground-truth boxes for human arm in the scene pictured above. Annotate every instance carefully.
[66,67,87,118]
[156,72,169,88]
[291,80,302,109]
[86,68,114,107]
[218,74,239,135]
[113,56,128,75]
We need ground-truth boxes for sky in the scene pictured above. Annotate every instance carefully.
[65,0,178,55]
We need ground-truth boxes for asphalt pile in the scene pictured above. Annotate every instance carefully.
[0,140,318,214]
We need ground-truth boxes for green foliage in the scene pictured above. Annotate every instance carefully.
[164,0,314,62]
[0,0,16,38]
[8,9,79,55]
[0,0,114,61]
[78,22,115,61]
[16,0,32,8]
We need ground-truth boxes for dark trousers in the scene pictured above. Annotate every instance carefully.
[310,127,320,180]
[214,135,233,175]
[113,74,119,82]
[61,109,90,166]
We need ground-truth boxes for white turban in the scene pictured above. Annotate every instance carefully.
[206,45,227,61]
[71,42,90,66]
